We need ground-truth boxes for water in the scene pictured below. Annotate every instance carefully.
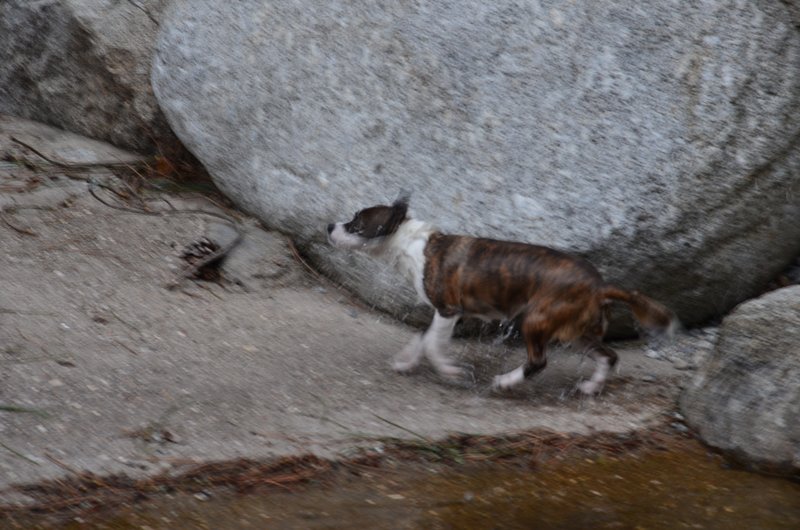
[20,439,798,530]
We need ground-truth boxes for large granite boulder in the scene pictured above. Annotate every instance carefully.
[681,286,800,473]
[0,0,175,153]
[152,0,800,327]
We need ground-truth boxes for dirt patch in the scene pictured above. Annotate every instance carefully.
[6,423,800,529]
[1,422,687,526]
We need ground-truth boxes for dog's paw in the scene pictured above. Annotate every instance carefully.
[491,375,511,392]
[492,366,525,391]
[392,358,419,374]
[437,363,467,379]
[392,335,424,373]
[577,380,603,396]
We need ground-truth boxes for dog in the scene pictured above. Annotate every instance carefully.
[327,195,675,395]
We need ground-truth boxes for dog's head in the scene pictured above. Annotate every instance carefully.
[327,195,409,251]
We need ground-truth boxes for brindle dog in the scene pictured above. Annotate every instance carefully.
[328,196,675,394]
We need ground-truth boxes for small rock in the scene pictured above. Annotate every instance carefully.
[694,339,714,350]
[91,314,110,324]
[672,359,691,370]
[645,349,662,360]
[671,422,689,433]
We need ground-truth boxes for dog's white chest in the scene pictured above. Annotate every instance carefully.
[387,220,433,306]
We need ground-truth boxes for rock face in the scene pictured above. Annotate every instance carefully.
[152,0,800,327]
[681,286,800,473]
[0,0,174,152]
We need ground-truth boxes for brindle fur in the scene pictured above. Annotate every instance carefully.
[423,233,626,380]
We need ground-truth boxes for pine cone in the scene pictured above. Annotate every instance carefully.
[179,237,223,281]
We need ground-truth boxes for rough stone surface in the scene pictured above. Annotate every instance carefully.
[0,0,174,152]
[0,114,143,166]
[152,0,800,329]
[681,286,800,473]
[0,117,699,504]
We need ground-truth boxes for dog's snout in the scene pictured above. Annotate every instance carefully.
[327,223,335,235]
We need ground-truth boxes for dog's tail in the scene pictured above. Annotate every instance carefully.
[601,285,677,335]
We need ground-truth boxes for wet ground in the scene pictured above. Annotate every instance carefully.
[6,435,799,530]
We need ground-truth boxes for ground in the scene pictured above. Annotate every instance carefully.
[0,116,715,508]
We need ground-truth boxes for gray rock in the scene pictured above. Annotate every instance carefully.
[671,359,691,371]
[681,286,800,473]
[152,0,800,328]
[0,0,174,152]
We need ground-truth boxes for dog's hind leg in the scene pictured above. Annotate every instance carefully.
[493,314,549,390]
[577,340,618,395]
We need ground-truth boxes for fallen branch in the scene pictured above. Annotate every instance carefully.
[371,413,432,443]
[287,239,324,282]
[0,308,59,317]
[84,177,246,287]
[0,442,39,466]
[10,136,148,170]
[0,213,37,237]
[0,405,47,417]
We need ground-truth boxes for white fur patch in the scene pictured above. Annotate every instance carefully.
[393,313,463,378]
[328,223,369,249]
[392,333,424,373]
[493,366,525,390]
[382,219,435,305]
[422,313,462,378]
[578,357,610,395]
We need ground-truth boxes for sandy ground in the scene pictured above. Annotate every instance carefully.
[0,116,715,506]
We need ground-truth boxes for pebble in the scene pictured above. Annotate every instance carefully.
[672,359,691,370]
[645,349,662,359]
[671,422,689,433]
[694,339,714,350]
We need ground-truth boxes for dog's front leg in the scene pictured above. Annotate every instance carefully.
[421,312,463,378]
[393,312,463,378]
[392,333,425,373]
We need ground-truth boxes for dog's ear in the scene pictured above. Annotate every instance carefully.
[384,192,409,234]
[393,189,411,210]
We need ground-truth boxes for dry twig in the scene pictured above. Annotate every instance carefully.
[0,213,38,237]
[10,137,147,170]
